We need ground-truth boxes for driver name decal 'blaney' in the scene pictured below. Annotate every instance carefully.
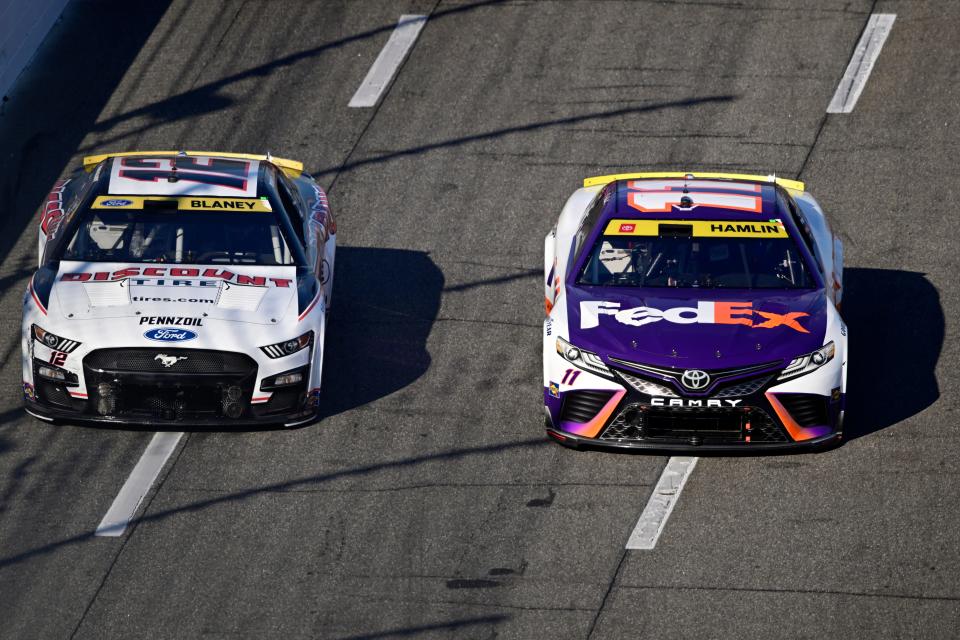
[60,267,292,288]
[580,300,810,334]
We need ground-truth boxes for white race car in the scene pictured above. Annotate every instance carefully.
[22,151,336,427]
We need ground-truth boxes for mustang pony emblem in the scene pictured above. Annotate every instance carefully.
[155,354,188,368]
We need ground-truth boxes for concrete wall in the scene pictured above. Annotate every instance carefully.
[0,0,70,98]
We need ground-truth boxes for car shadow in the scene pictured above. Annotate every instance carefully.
[841,267,942,441]
[318,246,443,418]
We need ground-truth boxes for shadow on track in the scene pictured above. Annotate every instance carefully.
[0,1,172,263]
[0,436,549,569]
[841,267,942,440]
[334,615,509,640]
[320,246,443,418]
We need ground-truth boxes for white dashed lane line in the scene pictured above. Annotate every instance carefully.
[95,432,183,537]
[348,14,428,108]
[827,13,896,114]
[626,456,698,550]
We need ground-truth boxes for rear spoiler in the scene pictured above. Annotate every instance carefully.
[82,150,304,178]
[583,172,804,192]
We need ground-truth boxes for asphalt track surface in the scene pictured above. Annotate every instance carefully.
[0,1,956,638]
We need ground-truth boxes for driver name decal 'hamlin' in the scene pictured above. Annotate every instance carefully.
[580,301,809,334]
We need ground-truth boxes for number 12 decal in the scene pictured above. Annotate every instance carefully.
[561,368,580,385]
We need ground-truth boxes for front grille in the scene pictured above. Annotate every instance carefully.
[82,349,257,421]
[713,375,774,398]
[559,390,613,423]
[615,369,677,397]
[777,394,829,427]
[601,404,786,444]
[85,349,254,374]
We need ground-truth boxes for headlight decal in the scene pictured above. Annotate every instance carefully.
[260,331,313,359]
[777,342,835,381]
[555,337,611,377]
[32,325,81,353]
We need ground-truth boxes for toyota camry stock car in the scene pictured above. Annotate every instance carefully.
[22,151,336,427]
[543,172,847,451]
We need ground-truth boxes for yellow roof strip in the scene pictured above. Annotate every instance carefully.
[91,195,273,212]
[604,218,788,239]
[82,150,304,178]
[584,172,804,192]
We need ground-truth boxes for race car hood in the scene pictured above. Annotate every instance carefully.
[49,261,297,326]
[564,286,827,369]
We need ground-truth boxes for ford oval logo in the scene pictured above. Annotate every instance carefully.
[101,199,134,207]
[144,328,197,342]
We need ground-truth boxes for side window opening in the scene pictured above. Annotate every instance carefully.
[277,177,306,245]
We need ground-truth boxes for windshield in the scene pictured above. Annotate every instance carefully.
[577,219,814,289]
[61,207,297,265]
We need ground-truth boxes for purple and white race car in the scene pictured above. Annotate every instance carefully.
[543,173,847,451]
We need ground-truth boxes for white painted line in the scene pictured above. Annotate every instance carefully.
[827,13,896,114]
[95,432,183,537]
[348,14,427,108]
[626,456,698,550]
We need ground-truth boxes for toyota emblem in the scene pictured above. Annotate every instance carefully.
[681,369,710,390]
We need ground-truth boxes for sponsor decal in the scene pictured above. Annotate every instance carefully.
[651,397,742,408]
[139,316,204,326]
[39,179,70,238]
[154,354,188,368]
[548,382,560,398]
[91,196,272,212]
[309,183,332,229]
[23,382,35,402]
[61,267,292,288]
[319,258,330,285]
[132,296,215,304]
[144,328,197,342]
[580,300,810,334]
[545,319,552,336]
[604,218,787,238]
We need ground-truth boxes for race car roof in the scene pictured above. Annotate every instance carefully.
[605,178,786,222]
[101,155,264,198]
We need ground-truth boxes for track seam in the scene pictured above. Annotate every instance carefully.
[796,0,878,180]
[585,548,628,639]
[67,433,191,639]
[325,0,442,195]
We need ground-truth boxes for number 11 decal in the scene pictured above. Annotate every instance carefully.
[561,368,580,385]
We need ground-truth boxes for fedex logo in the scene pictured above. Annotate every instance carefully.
[580,301,809,334]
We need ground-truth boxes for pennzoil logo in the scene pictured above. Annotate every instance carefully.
[580,301,810,334]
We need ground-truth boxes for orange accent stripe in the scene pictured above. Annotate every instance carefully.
[572,389,626,439]
[766,392,818,442]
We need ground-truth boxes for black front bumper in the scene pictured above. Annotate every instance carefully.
[27,348,317,427]
[546,427,842,453]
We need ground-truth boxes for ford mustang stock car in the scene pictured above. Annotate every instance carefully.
[543,172,847,451]
[22,151,336,427]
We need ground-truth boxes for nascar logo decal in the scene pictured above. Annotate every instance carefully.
[144,328,197,342]
[580,301,810,334]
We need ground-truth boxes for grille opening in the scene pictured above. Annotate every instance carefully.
[559,390,612,423]
[602,403,787,444]
[777,394,829,427]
